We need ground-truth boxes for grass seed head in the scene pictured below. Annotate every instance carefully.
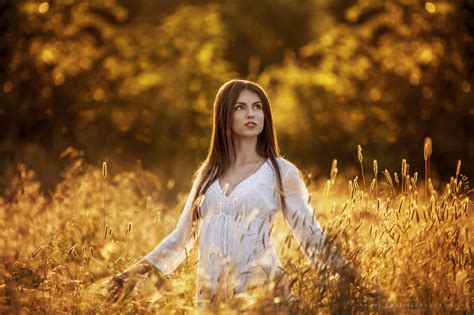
[424,137,432,160]
[456,160,461,178]
[330,159,338,184]
[102,161,107,179]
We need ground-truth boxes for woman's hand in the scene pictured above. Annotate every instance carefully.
[107,271,131,303]
[106,260,153,303]
[337,263,358,283]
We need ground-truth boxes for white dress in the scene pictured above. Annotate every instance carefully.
[144,157,347,306]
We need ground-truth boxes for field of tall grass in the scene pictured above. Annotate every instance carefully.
[0,146,472,314]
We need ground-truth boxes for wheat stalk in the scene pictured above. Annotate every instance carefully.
[102,161,108,244]
[373,160,378,197]
[358,145,367,193]
[424,137,432,197]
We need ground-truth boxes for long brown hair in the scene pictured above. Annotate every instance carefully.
[190,79,286,229]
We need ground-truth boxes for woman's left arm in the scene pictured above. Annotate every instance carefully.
[280,163,352,276]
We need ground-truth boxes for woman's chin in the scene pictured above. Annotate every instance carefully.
[233,132,262,139]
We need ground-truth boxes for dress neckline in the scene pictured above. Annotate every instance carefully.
[217,158,269,198]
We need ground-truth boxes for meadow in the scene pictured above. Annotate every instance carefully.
[1,1,472,313]
[0,145,472,314]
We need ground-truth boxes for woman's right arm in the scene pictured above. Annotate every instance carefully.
[108,167,205,301]
[107,258,156,302]
[118,259,154,279]
[142,166,204,275]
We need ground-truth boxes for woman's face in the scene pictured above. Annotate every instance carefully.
[231,89,265,138]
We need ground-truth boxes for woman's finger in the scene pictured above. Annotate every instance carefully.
[106,279,123,303]
[107,285,117,303]
[109,287,122,303]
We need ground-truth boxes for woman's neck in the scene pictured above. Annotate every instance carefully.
[231,136,262,165]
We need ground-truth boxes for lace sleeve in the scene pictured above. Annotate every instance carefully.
[143,169,203,275]
[281,163,347,272]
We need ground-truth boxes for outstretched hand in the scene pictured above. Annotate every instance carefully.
[338,264,359,283]
[106,272,138,303]
[106,260,154,303]
[336,263,389,303]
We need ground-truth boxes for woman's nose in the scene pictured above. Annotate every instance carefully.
[247,108,254,118]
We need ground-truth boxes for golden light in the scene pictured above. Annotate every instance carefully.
[409,73,420,86]
[321,34,333,46]
[369,88,381,101]
[166,179,176,190]
[419,47,433,64]
[79,58,92,70]
[93,88,106,102]
[345,8,359,22]
[116,8,129,22]
[425,2,436,14]
[422,87,433,99]
[388,291,397,302]
[3,81,13,93]
[38,2,49,14]
[461,80,471,93]
[312,72,337,87]
[54,74,65,86]
[41,47,55,64]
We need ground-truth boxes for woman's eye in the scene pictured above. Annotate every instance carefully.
[234,106,242,110]
[254,104,262,109]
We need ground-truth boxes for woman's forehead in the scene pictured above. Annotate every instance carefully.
[236,89,261,103]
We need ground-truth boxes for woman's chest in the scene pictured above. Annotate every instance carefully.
[200,171,280,220]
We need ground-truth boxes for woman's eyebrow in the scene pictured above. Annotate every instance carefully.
[235,101,262,105]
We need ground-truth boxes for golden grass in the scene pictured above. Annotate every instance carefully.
[0,147,472,313]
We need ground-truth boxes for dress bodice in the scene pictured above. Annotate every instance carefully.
[144,157,347,306]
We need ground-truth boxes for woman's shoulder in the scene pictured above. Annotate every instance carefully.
[274,156,301,176]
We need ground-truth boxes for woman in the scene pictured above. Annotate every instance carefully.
[107,79,357,309]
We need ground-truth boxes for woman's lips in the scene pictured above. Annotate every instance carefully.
[245,122,257,128]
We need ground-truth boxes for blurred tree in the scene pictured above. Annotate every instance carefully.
[0,0,234,190]
[261,0,473,177]
[0,0,135,187]
[0,0,472,192]
[219,0,316,76]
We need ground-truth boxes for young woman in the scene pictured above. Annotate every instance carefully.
[107,79,357,308]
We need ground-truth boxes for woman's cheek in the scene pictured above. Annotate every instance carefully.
[232,112,242,132]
